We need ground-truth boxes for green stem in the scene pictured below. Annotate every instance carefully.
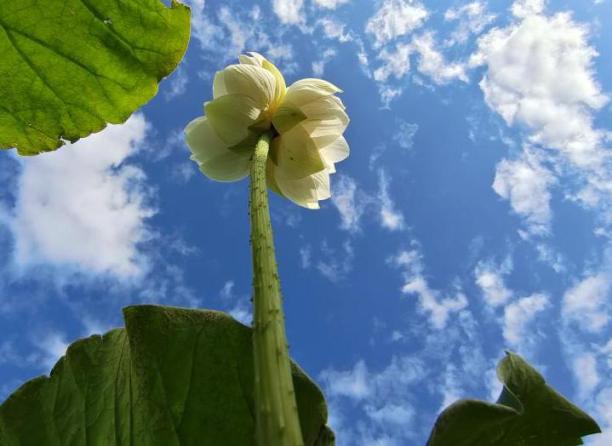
[250,131,304,446]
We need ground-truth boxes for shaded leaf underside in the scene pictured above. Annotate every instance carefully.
[0,0,190,155]
[426,352,601,446]
[0,305,334,446]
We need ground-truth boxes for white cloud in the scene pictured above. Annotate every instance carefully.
[562,273,611,333]
[473,13,607,169]
[317,18,354,43]
[184,0,223,52]
[503,293,549,347]
[332,175,369,233]
[219,280,252,325]
[492,153,555,235]
[511,0,545,18]
[312,48,337,77]
[378,170,405,231]
[332,173,407,233]
[379,86,404,108]
[299,245,311,269]
[535,243,566,272]
[187,2,296,71]
[590,387,612,446]
[473,10,612,229]
[373,43,412,82]
[316,240,354,282]
[371,30,468,104]
[320,360,371,400]
[474,259,513,307]
[366,0,428,47]
[314,0,350,9]
[0,341,25,366]
[320,355,425,445]
[163,66,188,100]
[444,1,496,45]
[5,115,154,278]
[37,332,68,371]
[412,33,468,84]
[392,250,468,329]
[392,119,419,150]
[438,364,463,411]
[272,0,304,25]
[571,353,600,399]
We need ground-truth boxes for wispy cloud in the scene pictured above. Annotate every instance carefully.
[320,355,425,445]
[366,0,428,48]
[332,175,370,233]
[444,1,496,46]
[474,258,513,307]
[378,170,405,232]
[391,249,468,330]
[313,0,351,9]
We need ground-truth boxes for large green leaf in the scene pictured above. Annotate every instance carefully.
[0,0,190,155]
[427,352,601,446]
[0,305,334,446]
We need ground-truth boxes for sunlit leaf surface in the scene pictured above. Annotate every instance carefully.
[0,0,190,155]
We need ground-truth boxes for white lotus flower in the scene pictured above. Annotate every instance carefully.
[185,52,349,209]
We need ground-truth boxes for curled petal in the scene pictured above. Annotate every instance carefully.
[283,79,342,109]
[268,159,332,209]
[262,59,286,108]
[301,113,349,149]
[212,64,276,109]
[238,52,286,107]
[238,52,266,66]
[205,94,262,145]
[299,95,347,120]
[184,117,250,182]
[320,136,350,172]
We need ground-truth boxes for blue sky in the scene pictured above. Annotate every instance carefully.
[1,0,611,444]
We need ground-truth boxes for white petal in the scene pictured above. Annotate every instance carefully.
[205,94,262,146]
[184,117,250,182]
[239,53,286,106]
[312,170,331,201]
[239,52,265,66]
[299,95,347,120]
[300,113,349,149]
[262,59,286,107]
[213,70,228,98]
[320,136,350,166]
[272,127,325,179]
[270,163,332,209]
[198,151,251,183]
[284,78,342,109]
[213,64,276,109]
[184,117,227,163]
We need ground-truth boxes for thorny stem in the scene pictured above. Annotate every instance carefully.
[250,131,304,446]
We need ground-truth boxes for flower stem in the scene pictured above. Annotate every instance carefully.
[250,131,304,446]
